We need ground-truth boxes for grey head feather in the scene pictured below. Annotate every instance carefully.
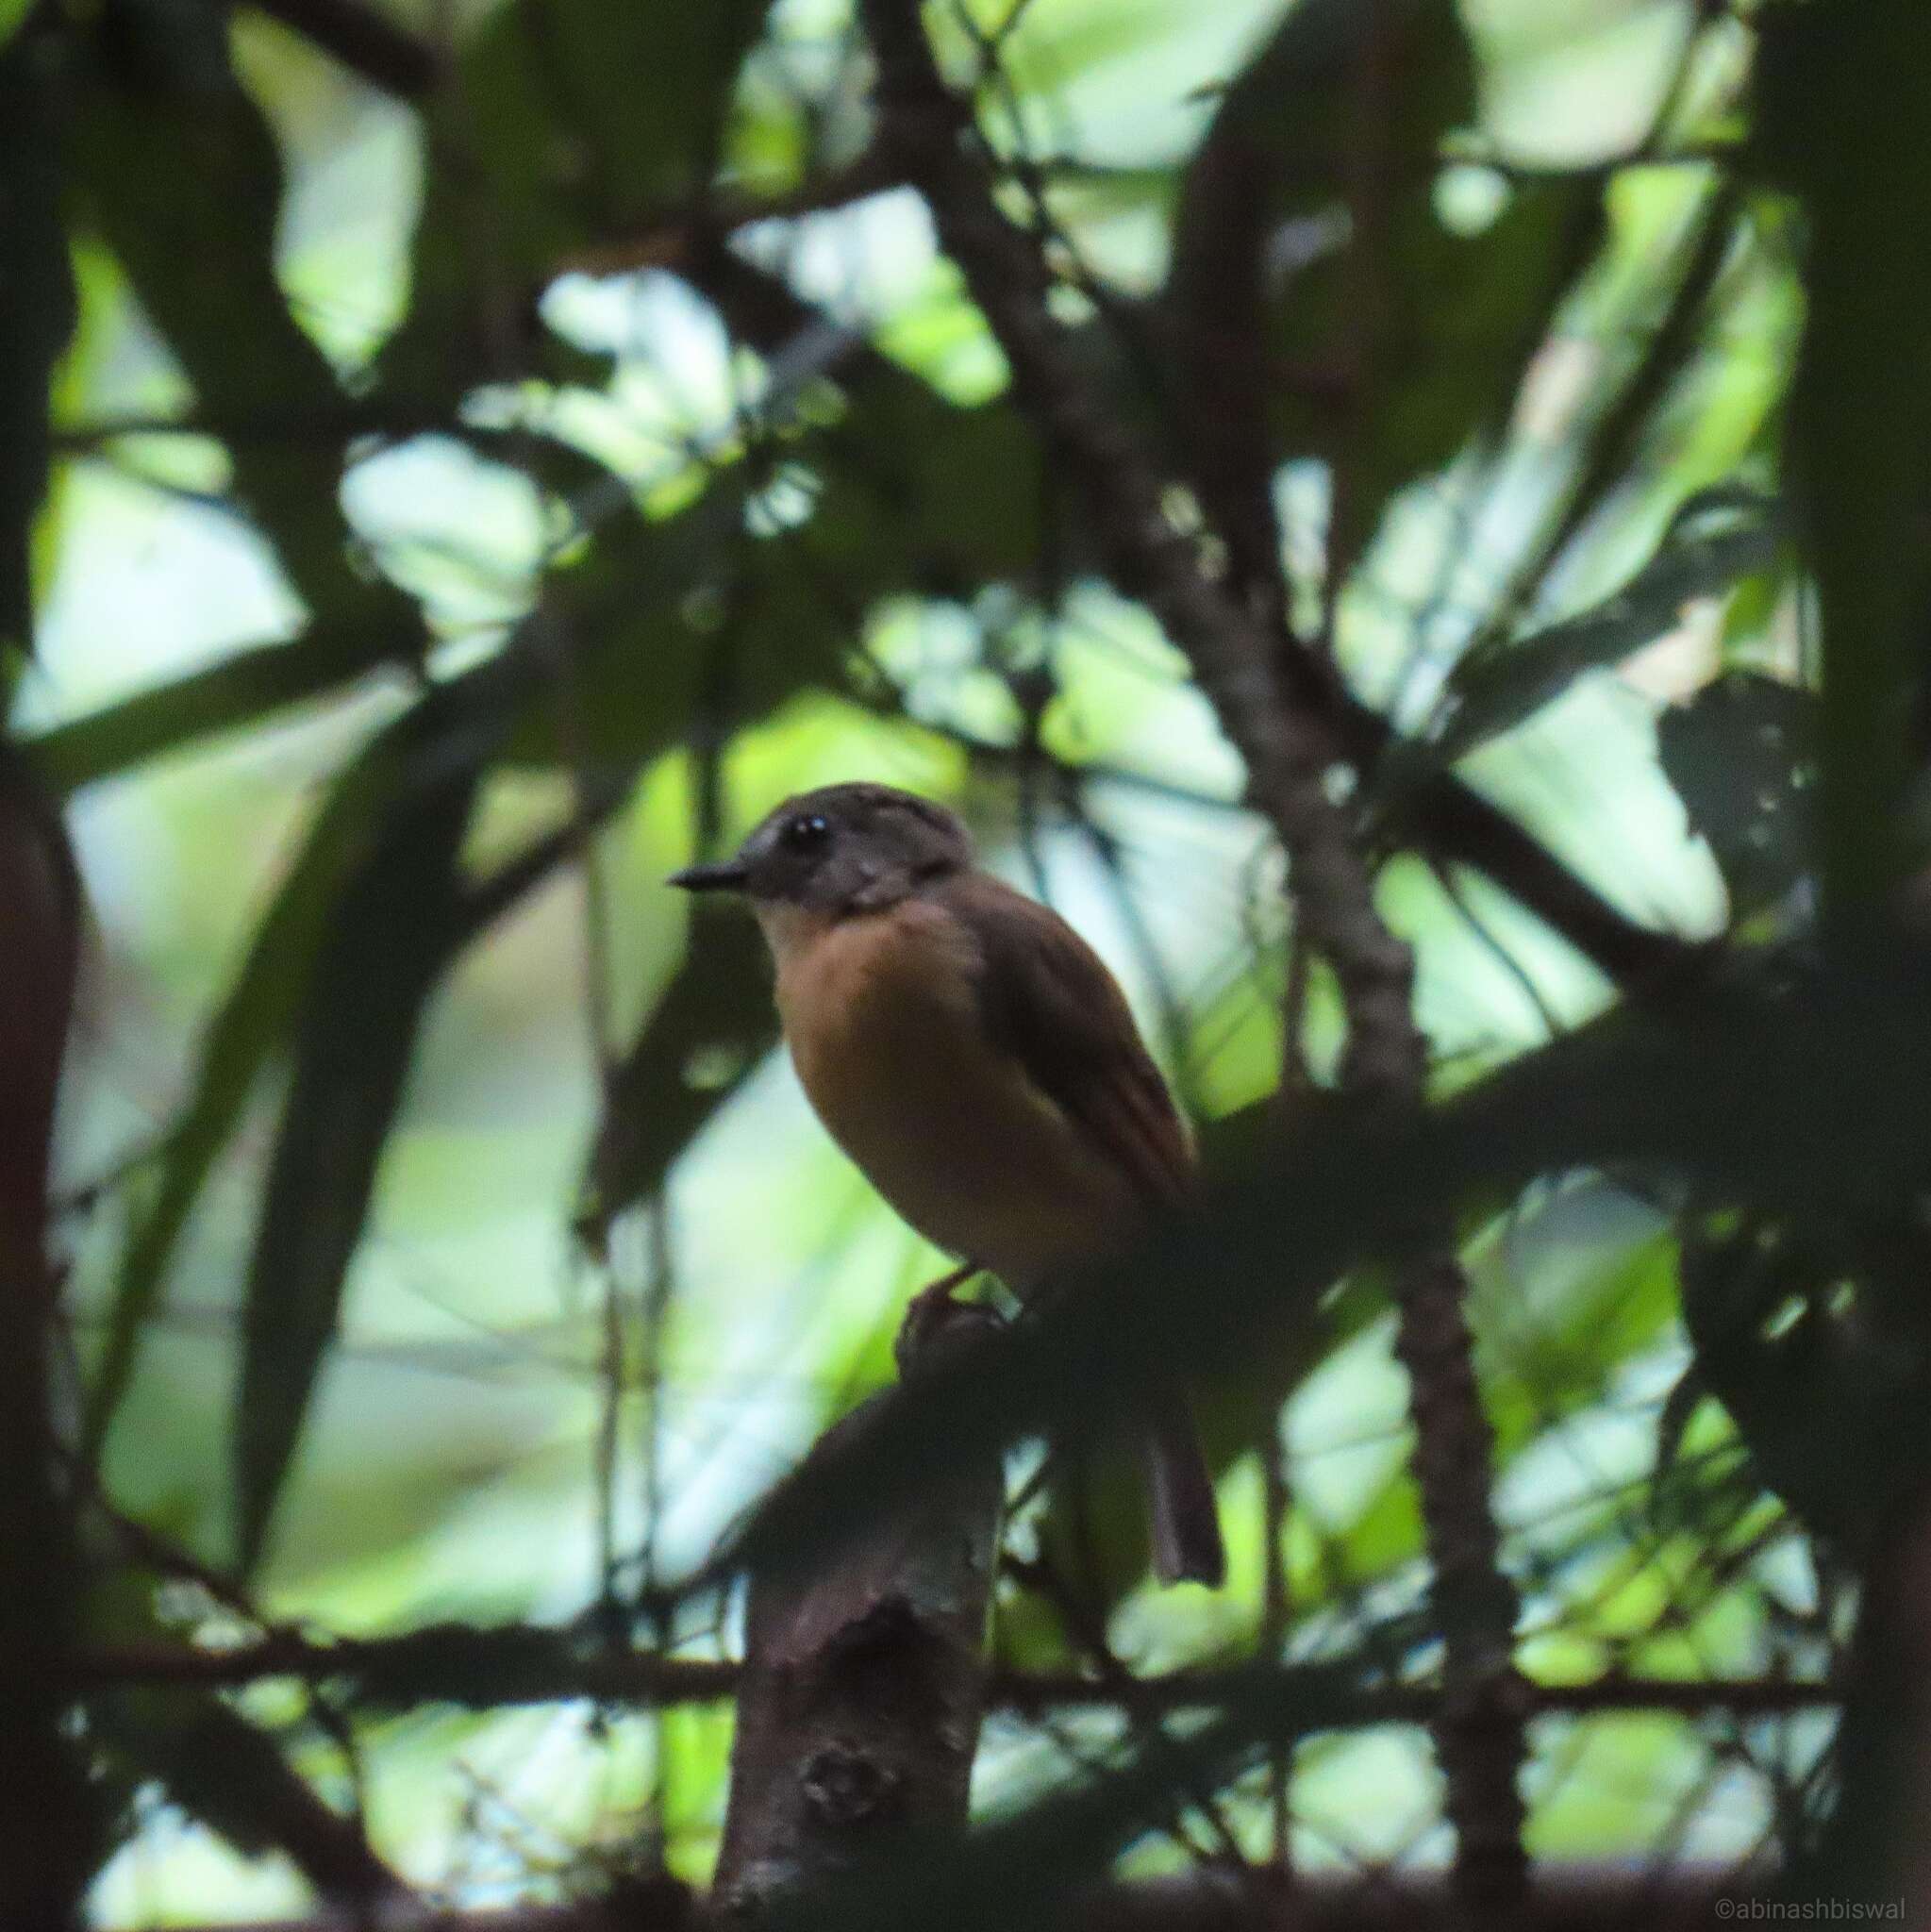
[671,783,975,913]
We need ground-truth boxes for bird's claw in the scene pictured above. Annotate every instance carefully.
[895,1263,985,1374]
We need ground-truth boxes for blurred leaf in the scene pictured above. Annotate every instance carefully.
[809,377,1045,598]
[25,418,679,793]
[1757,0,1931,911]
[507,380,1042,773]
[1034,1442,1165,1607]
[1429,489,1783,768]
[85,739,412,1460]
[1335,1463,1427,1587]
[28,386,978,791]
[501,474,767,766]
[84,625,538,1465]
[578,912,774,1250]
[92,1689,401,1905]
[29,624,401,794]
[1651,1354,1706,1469]
[1675,1212,1916,1554]
[1472,1181,1679,1456]
[1169,0,1598,580]
[1318,175,1599,578]
[69,2,419,635]
[1464,181,1744,659]
[989,1575,1077,1675]
[27,368,1025,792]
[0,8,75,648]
[951,0,1180,88]
[382,0,774,394]
[0,0,30,52]
[233,755,484,1571]
[1657,670,1817,918]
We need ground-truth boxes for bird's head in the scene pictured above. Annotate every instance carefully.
[669,783,974,920]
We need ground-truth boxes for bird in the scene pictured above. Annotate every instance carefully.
[670,781,1224,1587]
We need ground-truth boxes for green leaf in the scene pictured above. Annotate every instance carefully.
[1429,489,1784,768]
[577,913,774,1251]
[84,733,413,1459]
[1167,0,1599,581]
[68,7,418,635]
[382,0,775,395]
[1757,0,1931,912]
[27,624,401,795]
[30,373,1021,791]
[233,756,480,1572]
[92,1688,398,1903]
[502,382,1044,775]
[1656,670,1817,920]
[808,376,1045,595]
[0,9,76,648]
[1476,181,1743,652]
[1315,174,1600,580]
[24,415,702,794]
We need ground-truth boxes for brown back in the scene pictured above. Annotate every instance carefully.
[941,871,1192,1209]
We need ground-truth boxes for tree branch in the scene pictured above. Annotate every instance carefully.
[1387,1257,1529,1915]
[247,0,441,102]
[0,739,92,1925]
[860,0,1420,1101]
[72,1626,1839,1721]
[856,5,1527,1907]
[712,1297,1005,1922]
[92,1690,411,1913]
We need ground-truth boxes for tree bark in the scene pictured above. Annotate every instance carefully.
[0,750,92,1926]
[708,1298,1006,1924]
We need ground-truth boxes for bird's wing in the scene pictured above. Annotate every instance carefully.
[948,872,1193,1205]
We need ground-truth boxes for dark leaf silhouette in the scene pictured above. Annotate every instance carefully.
[1432,490,1784,768]
[232,751,480,1570]
[86,736,414,1458]
[0,11,75,649]
[578,913,774,1252]
[1658,669,1817,918]
[382,0,774,395]
[29,625,402,795]
[69,7,418,638]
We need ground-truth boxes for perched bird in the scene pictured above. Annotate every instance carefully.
[671,781,1224,1587]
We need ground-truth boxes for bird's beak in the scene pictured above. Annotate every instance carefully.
[668,859,752,893]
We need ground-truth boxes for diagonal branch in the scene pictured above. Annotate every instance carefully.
[861,0,1420,1102]
[857,3,1526,1906]
[247,0,441,101]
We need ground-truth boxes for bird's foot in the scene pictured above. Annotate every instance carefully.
[895,1262,988,1374]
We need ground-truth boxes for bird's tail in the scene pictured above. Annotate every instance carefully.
[1140,1391,1224,1588]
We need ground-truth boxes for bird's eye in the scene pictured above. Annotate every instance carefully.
[780,813,831,853]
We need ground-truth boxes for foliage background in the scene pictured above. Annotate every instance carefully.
[1,0,1881,1921]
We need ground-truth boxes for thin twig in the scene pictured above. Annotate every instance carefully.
[67,1625,1843,1721]
[1261,1408,1295,1878]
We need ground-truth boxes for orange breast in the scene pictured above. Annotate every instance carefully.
[767,900,1140,1291]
